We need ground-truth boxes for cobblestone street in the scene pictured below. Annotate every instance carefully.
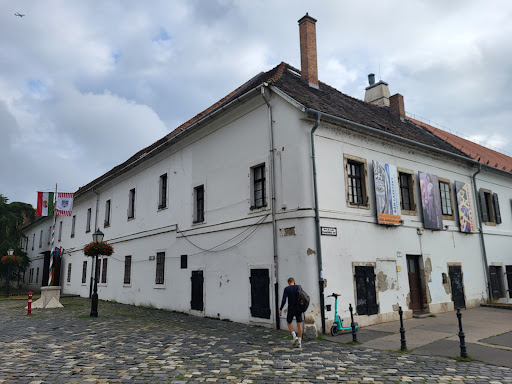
[1,297,511,384]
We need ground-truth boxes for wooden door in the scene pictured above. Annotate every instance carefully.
[407,255,423,311]
[489,266,504,299]
[448,266,466,309]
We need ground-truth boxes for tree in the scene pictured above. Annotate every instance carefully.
[0,194,35,284]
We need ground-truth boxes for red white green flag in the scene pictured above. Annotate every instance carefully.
[36,192,54,216]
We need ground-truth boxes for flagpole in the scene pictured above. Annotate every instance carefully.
[48,183,57,286]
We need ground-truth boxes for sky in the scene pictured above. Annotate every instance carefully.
[1,1,512,207]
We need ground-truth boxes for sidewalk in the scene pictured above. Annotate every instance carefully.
[325,306,512,367]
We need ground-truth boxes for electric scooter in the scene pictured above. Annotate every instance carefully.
[329,293,359,336]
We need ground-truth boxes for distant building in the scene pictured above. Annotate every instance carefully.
[23,14,512,332]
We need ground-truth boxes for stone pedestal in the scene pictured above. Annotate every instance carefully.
[303,313,318,339]
[29,286,64,309]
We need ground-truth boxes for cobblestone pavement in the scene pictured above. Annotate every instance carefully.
[1,297,511,384]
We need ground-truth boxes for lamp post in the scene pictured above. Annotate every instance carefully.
[5,248,14,297]
[90,229,104,317]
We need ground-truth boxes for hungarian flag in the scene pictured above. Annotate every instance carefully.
[56,192,74,216]
[36,192,54,216]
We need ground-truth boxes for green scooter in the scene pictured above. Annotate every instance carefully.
[329,293,359,336]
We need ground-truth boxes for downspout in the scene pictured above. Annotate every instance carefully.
[89,189,100,299]
[310,111,326,334]
[471,165,492,300]
[261,85,280,329]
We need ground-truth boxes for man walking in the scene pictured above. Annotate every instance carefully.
[279,277,302,348]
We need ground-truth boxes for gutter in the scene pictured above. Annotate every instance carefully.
[309,111,326,335]
[261,84,280,330]
[471,165,492,300]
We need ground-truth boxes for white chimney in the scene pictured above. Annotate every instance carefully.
[364,73,390,107]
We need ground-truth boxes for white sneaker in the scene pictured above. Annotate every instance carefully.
[292,336,298,346]
[297,343,302,349]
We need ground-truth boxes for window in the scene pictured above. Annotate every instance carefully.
[29,268,33,283]
[398,171,416,214]
[39,230,43,248]
[82,261,87,284]
[159,174,168,209]
[101,258,108,284]
[128,188,136,219]
[67,263,72,283]
[71,215,76,238]
[155,252,165,284]
[181,255,188,269]
[32,233,35,250]
[439,179,454,219]
[86,208,92,233]
[354,266,378,315]
[36,268,39,283]
[58,221,63,241]
[104,200,111,227]
[344,155,369,208]
[124,256,132,285]
[194,185,205,223]
[48,226,52,244]
[479,189,501,225]
[251,164,266,209]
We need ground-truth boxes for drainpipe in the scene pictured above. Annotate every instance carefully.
[310,111,326,334]
[471,165,492,300]
[261,85,280,329]
[89,189,100,299]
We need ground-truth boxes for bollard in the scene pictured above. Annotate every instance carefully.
[456,308,468,358]
[27,291,33,316]
[399,306,407,351]
[349,303,358,343]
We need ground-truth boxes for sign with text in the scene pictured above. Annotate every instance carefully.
[372,161,402,225]
[321,227,337,236]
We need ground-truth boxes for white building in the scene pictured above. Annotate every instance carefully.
[23,14,512,333]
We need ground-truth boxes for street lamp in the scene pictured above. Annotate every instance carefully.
[90,229,104,317]
[5,249,14,297]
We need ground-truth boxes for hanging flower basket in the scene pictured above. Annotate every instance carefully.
[83,241,114,257]
[1,255,22,266]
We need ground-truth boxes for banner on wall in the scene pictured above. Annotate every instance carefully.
[419,172,443,230]
[454,181,477,233]
[372,161,402,225]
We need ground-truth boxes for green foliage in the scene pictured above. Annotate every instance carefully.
[0,194,35,280]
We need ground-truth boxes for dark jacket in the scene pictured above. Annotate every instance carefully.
[280,284,298,310]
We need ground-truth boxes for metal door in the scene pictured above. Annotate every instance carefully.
[448,266,466,309]
[407,255,423,311]
[489,266,504,299]
[354,266,378,315]
[249,269,271,319]
[191,270,204,311]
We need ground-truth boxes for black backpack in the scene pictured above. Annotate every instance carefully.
[297,285,310,313]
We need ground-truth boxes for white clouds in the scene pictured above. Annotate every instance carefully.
[1,0,512,206]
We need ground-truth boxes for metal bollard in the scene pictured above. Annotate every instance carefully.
[27,291,33,316]
[349,303,358,343]
[456,308,468,358]
[399,306,407,350]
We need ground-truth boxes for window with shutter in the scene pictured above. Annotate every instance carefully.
[479,189,501,225]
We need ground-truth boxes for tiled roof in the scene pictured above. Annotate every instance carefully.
[409,118,512,173]
[77,62,473,196]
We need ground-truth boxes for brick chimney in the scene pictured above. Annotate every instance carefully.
[298,13,318,88]
[364,73,390,107]
[389,93,405,118]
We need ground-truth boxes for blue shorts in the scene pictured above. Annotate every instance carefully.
[287,308,303,323]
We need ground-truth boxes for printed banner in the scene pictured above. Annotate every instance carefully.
[56,192,74,216]
[455,181,476,233]
[373,161,401,225]
[36,192,54,216]
[419,172,443,230]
